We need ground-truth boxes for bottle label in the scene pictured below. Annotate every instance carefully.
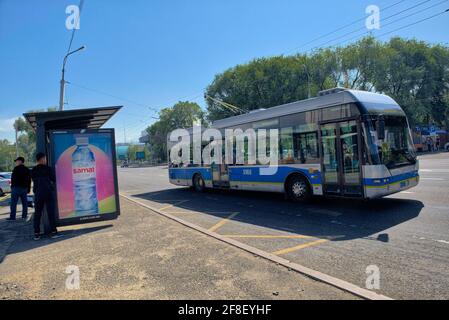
[73,167,96,179]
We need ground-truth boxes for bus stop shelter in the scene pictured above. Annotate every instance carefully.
[24,106,122,155]
[23,106,122,233]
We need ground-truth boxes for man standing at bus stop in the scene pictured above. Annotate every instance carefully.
[7,156,31,221]
[31,152,59,240]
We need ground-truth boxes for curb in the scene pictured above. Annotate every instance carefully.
[120,193,393,300]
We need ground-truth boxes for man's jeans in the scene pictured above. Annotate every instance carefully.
[10,187,28,220]
[33,192,57,235]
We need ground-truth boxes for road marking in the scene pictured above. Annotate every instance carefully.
[168,211,235,215]
[415,235,449,245]
[400,191,415,194]
[121,193,392,300]
[0,194,11,202]
[273,239,329,255]
[420,169,449,173]
[426,205,449,210]
[208,212,240,232]
[223,235,313,239]
[159,200,190,211]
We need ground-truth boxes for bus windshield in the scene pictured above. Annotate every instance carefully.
[365,116,417,169]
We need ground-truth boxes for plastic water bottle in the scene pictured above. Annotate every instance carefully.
[72,136,99,215]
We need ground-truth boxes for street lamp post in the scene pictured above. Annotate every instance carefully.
[59,46,85,111]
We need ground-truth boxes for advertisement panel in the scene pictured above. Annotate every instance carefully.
[49,129,120,226]
[136,151,145,160]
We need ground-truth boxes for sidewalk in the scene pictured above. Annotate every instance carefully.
[0,197,357,300]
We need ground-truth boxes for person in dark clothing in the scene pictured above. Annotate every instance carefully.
[7,156,31,221]
[31,152,59,240]
[436,136,441,151]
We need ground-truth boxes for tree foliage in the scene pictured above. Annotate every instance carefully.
[145,101,204,161]
[0,139,16,171]
[7,107,57,167]
[205,37,449,128]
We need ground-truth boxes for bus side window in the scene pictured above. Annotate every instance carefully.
[280,127,295,164]
[293,132,319,164]
[303,132,319,163]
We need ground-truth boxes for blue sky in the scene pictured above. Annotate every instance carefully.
[0,0,448,143]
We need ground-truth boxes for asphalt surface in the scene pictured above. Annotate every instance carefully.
[119,152,449,300]
[0,183,355,300]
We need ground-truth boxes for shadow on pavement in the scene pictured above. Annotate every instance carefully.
[132,188,423,242]
[0,218,112,264]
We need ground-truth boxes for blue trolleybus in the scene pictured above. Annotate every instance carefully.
[168,88,419,201]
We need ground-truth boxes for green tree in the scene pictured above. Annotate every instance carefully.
[206,55,312,121]
[374,38,449,127]
[205,36,449,129]
[0,139,16,171]
[12,107,57,164]
[145,101,204,162]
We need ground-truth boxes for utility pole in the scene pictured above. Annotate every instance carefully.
[344,70,350,88]
[14,122,19,158]
[59,72,66,111]
[59,46,85,111]
[123,122,127,144]
[303,64,311,99]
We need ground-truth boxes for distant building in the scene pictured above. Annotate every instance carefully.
[116,144,129,160]
[139,130,150,144]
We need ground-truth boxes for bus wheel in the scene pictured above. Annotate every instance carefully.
[286,175,311,202]
[193,174,206,192]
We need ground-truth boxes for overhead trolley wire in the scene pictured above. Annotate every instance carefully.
[285,0,408,54]
[313,0,447,50]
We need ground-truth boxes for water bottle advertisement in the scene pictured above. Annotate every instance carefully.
[49,129,120,226]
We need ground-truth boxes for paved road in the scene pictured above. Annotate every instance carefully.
[119,152,449,300]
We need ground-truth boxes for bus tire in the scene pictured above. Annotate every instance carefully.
[286,174,312,203]
[193,174,206,193]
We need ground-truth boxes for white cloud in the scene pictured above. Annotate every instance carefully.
[0,118,17,141]
[0,118,16,132]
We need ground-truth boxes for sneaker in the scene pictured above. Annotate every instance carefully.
[33,234,41,241]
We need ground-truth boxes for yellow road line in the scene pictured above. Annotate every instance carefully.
[168,211,234,215]
[208,212,239,232]
[159,200,190,211]
[121,194,392,300]
[223,235,313,239]
[273,239,329,255]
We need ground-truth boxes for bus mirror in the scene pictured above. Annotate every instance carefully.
[377,117,386,140]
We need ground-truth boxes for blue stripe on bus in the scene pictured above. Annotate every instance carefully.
[229,166,321,186]
[363,170,419,187]
[170,167,418,188]
[169,167,213,181]
[169,166,321,186]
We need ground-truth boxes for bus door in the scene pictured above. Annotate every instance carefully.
[211,141,230,188]
[212,163,230,188]
[319,120,363,196]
